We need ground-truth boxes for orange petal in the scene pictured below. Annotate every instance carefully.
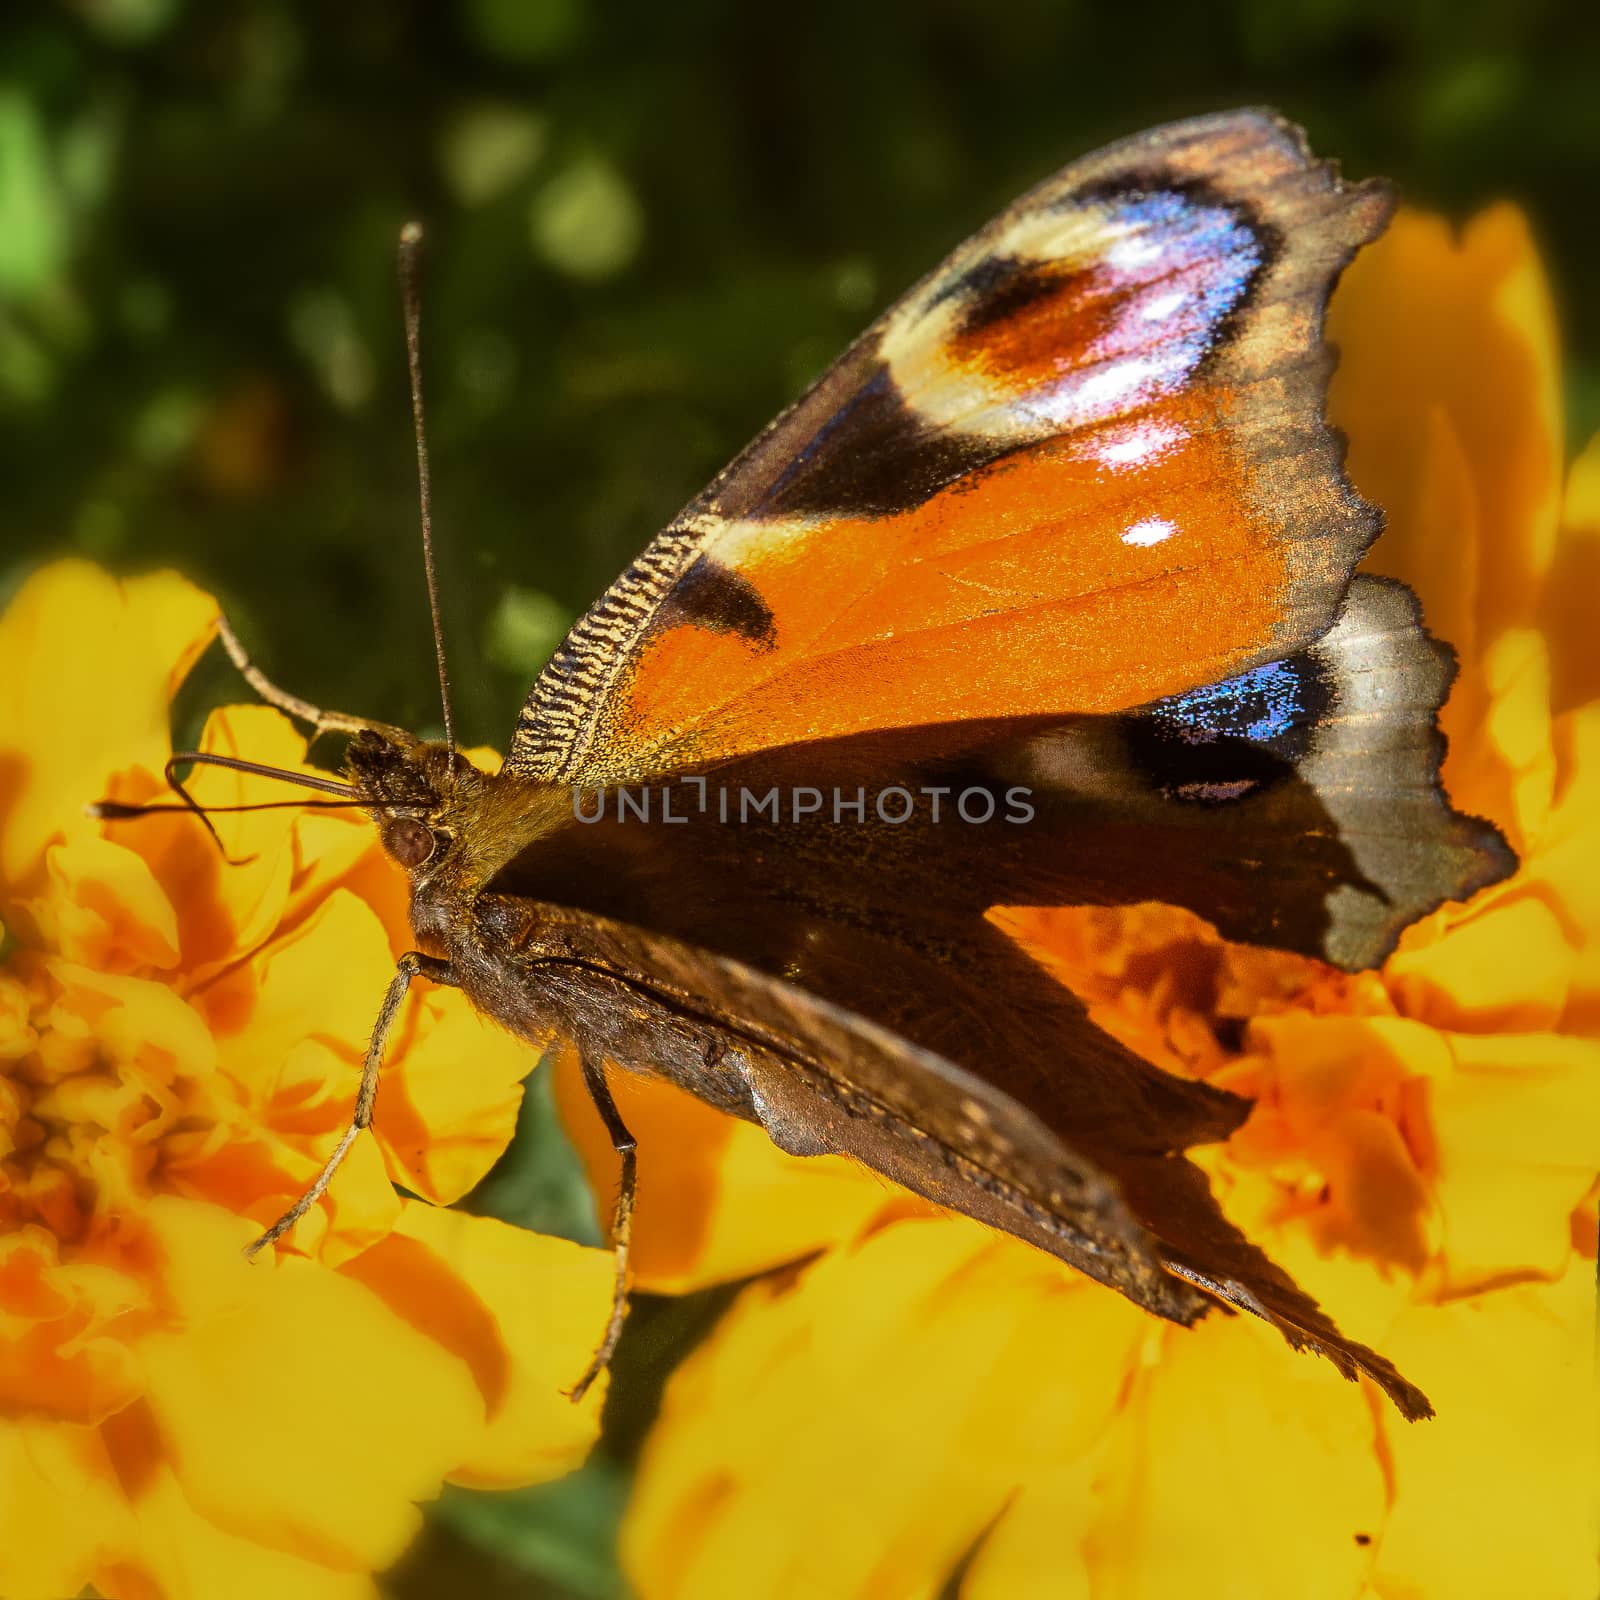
[1542,432,1600,714]
[1329,205,1563,648]
[0,563,216,908]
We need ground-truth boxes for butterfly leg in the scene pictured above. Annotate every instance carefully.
[217,610,375,740]
[568,1050,637,1404]
[244,952,456,1258]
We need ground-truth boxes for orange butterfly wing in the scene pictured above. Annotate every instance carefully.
[509,110,1390,783]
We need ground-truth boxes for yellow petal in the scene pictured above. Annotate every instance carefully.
[210,887,394,1093]
[1425,1030,1600,1289]
[345,1200,611,1487]
[374,991,529,1207]
[287,810,393,937]
[1088,1314,1384,1600]
[0,1416,131,1600]
[0,562,216,906]
[172,706,308,969]
[43,959,217,1087]
[555,1052,892,1294]
[962,1473,1095,1600]
[624,1219,1144,1599]
[0,969,37,1061]
[34,836,181,972]
[1532,706,1600,1035]
[1386,892,1572,1033]
[137,1197,481,1572]
[318,1112,404,1267]
[1374,1262,1596,1598]
[0,1226,144,1424]
[117,1467,380,1600]
[1329,206,1563,648]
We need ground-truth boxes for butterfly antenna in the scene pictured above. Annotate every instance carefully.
[398,221,455,757]
[87,753,359,866]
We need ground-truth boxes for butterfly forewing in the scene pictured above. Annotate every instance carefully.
[509,110,1390,784]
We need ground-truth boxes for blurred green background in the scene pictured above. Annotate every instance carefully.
[1,2,1594,1595]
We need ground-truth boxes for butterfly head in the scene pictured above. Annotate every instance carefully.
[345,727,486,876]
[345,726,570,916]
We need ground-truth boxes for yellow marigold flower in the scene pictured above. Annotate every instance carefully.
[567,206,1600,1598]
[0,562,613,1600]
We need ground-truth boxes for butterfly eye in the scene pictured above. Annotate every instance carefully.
[386,817,437,868]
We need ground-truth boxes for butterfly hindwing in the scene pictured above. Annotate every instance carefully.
[484,894,1432,1419]
[1002,575,1515,968]
[509,109,1391,783]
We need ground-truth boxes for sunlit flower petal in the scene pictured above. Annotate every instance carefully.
[1328,204,1562,643]
[0,562,611,1594]
[360,1201,613,1487]
[0,562,216,910]
[1373,1260,1596,1597]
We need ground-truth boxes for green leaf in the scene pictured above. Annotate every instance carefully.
[531,158,644,282]
[467,1056,604,1249]
[485,585,574,679]
[434,1464,628,1600]
[0,90,68,300]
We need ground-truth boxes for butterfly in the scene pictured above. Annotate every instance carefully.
[184,110,1512,1419]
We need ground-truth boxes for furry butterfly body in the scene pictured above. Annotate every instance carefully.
[263,110,1512,1418]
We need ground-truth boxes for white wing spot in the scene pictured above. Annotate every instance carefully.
[1095,420,1186,468]
[1139,289,1188,322]
[1122,517,1177,547]
[1108,235,1164,271]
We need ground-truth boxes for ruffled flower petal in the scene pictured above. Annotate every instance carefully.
[0,562,630,1591]
[113,1468,381,1600]
[624,1218,1389,1600]
[373,996,531,1208]
[1424,1030,1600,1288]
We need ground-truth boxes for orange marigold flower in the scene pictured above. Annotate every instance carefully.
[563,207,1600,1597]
[0,562,613,1600]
